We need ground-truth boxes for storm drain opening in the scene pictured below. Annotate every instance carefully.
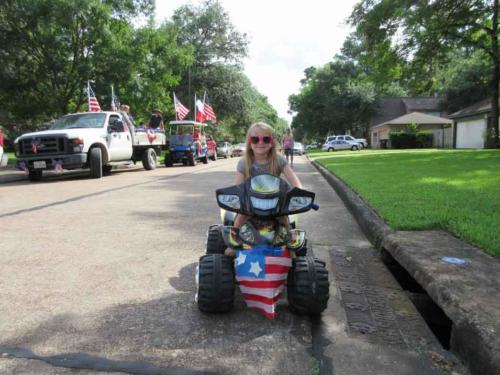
[379,248,453,350]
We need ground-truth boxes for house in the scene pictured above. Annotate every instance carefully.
[369,97,452,148]
[448,98,499,149]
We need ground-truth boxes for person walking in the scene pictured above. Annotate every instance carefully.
[282,128,294,166]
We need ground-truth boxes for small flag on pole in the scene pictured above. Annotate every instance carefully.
[111,85,120,111]
[173,93,190,120]
[87,81,101,112]
[203,93,217,123]
[195,95,206,123]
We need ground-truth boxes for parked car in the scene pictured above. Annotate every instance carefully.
[293,142,305,155]
[232,143,246,157]
[322,140,360,151]
[216,141,233,158]
[306,143,319,149]
[326,135,368,148]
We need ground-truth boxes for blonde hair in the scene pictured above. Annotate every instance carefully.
[243,122,280,178]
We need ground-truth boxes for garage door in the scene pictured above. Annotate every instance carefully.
[456,119,486,148]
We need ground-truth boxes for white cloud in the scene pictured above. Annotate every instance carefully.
[155,0,358,122]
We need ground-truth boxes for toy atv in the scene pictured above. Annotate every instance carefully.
[196,174,329,317]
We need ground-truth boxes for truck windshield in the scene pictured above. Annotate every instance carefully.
[50,113,107,129]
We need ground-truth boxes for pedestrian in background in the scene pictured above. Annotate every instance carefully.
[282,128,294,167]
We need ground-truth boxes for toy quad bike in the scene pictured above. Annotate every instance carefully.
[196,174,329,317]
[165,120,212,167]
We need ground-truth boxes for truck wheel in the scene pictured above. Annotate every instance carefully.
[89,148,103,179]
[351,145,359,151]
[28,169,43,182]
[202,153,209,164]
[197,254,235,313]
[142,148,157,170]
[287,257,329,315]
[165,153,173,167]
[328,147,334,152]
[206,226,225,254]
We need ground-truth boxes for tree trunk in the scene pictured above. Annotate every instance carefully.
[490,0,500,148]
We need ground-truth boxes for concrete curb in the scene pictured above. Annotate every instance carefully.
[0,169,26,183]
[310,157,500,375]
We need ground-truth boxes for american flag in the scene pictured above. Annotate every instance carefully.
[87,83,101,112]
[173,93,189,120]
[235,246,292,319]
[204,94,217,123]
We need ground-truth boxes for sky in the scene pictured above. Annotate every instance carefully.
[155,0,359,123]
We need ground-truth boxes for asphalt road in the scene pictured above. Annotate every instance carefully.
[0,157,466,375]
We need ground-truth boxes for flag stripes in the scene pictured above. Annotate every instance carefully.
[235,249,292,319]
[173,92,189,120]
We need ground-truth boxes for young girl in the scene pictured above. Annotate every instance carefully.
[233,122,302,229]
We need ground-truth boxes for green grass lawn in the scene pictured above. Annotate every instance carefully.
[313,149,500,257]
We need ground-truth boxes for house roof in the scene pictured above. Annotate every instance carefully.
[370,97,443,127]
[371,111,452,129]
[402,97,442,112]
[447,98,498,119]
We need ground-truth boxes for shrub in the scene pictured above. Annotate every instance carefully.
[389,130,433,148]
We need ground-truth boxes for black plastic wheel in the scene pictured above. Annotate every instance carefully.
[206,226,226,254]
[287,256,329,315]
[28,169,43,182]
[89,147,103,179]
[197,254,235,313]
[202,153,209,164]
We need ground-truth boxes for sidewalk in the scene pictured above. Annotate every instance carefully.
[310,158,499,375]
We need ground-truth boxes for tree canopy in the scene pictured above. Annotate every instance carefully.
[0,0,286,143]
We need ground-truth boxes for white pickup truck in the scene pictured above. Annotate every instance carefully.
[14,111,166,181]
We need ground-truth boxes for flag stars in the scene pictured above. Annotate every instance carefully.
[249,261,263,277]
[236,252,247,266]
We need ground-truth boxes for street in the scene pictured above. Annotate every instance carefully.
[0,157,464,374]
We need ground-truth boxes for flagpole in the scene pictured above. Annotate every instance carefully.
[87,81,91,112]
[194,93,197,122]
[173,92,178,121]
[111,85,114,111]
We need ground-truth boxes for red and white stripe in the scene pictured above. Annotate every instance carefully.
[174,93,190,120]
[204,103,217,123]
[89,97,101,112]
[236,253,292,319]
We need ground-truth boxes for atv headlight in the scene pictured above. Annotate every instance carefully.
[250,197,278,210]
[288,196,313,211]
[218,194,241,209]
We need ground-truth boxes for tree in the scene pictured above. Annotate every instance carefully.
[350,0,500,147]
[289,58,377,139]
[0,0,153,126]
